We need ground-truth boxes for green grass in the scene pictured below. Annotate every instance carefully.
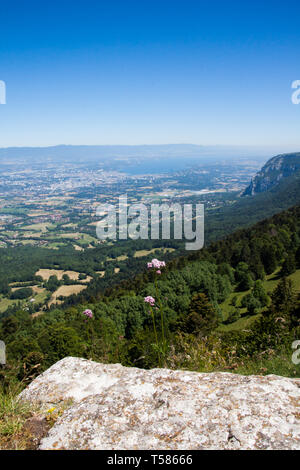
[288,268,300,293]
[217,313,261,332]
[107,255,128,262]
[44,242,68,249]
[0,208,29,216]
[45,232,97,245]
[75,233,98,245]
[233,350,300,378]
[133,247,175,258]
[0,296,19,313]
[218,268,300,332]
[18,240,38,246]
[0,231,19,237]
[0,386,33,449]
[33,289,50,304]
[0,385,66,450]
[22,223,56,232]
[0,287,50,313]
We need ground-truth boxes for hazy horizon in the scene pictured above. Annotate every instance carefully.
[0,143,299,152]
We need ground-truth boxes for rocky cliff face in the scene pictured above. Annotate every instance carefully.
[243,153,300,196]
[19,357,300,450]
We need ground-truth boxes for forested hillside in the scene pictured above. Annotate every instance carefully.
[1,205,299,393]
[206,169,300,241]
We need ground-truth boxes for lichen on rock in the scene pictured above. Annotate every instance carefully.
[18,357,300,450]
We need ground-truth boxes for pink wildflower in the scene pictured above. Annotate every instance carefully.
[83,309,93,319]
[151,258,166,269]
[151,258,161,268]
[144,296,155,306]
[147,262,153,269]
[156,270,161,275]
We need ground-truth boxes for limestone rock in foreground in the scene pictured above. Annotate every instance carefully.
[19,357,300,450]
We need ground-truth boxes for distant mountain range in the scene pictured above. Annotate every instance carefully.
[0,144,294,164]
[243,152,300,196]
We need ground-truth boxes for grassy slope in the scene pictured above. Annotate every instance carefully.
[218,268,300,332]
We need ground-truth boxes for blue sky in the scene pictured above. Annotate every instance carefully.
[0,0,300,147]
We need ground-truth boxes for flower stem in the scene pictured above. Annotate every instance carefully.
[155,278,166,362]
[150,305,161,367]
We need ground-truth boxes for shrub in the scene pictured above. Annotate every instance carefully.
[10,288,33,300]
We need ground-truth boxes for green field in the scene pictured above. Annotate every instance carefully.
[0,287,50,313]
[44,242,69,249]
[107,255,128,262]
[134,247,175,258]
[45,232,97,245]
[218,268,300,332]
[22,223,57,232]
[0,295,19,313]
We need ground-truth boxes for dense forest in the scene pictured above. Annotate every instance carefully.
[1,205,299,391]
